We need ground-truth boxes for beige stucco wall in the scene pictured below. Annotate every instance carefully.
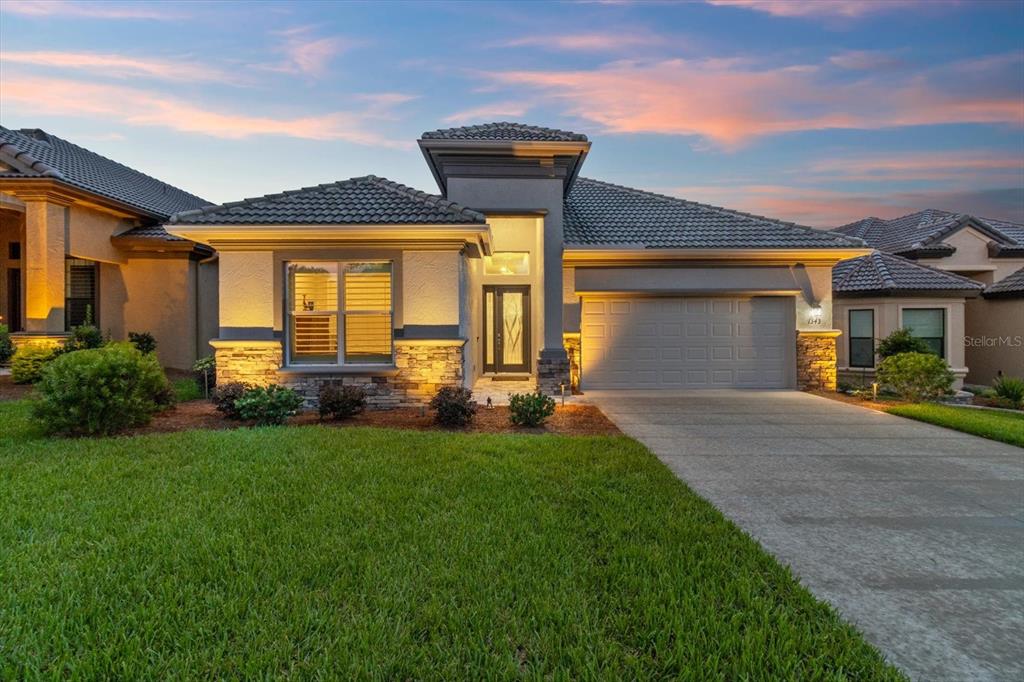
[402,251,460,327]
[918,227,1024,285]
[219,251,276,335]
[66,204,131,265]
[964,297,1024,384]
[834,297,969,388]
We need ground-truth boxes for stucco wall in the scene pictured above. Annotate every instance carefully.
[402,250,460,329]
[964,297,1024,384]
[918,227,1024,285]
[834,296,969,387]
[219,251,275,338]
[66,204,131,265]
[197,259,219,360]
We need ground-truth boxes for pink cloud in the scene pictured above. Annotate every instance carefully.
[1,0,184,20]
[484,53,1023,147]
[1,75,412,148]
[828,50,906,71]
[443,101,531,124]
[0,51,237,84]
[259,26,357,78]
[498,31,666,52]
[808,151,1023,182]
[706,1,923,19]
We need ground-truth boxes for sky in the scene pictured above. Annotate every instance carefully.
[1,0,1022,227]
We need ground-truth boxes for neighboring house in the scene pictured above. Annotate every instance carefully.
[833,210,1024,384]
[166,123,868,405]
[0,127,217,369]
[832,251,984,388]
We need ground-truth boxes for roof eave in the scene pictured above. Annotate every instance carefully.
[563,245,873,266]
[834,288,983,299]
[0,176,167,221]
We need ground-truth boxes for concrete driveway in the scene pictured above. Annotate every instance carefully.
[585,390,1024,682]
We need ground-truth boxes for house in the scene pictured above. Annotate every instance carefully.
[0,127,218,370]
[832,210,1024,385]
[165,123,869,405]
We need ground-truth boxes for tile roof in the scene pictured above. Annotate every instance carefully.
[563,177,865,249]
[983,266,1024,298]
[170,175,486,225]
[832,251,985,296]
[0,127,209,220]
[420,122,588,142]
[832,209,1024,255]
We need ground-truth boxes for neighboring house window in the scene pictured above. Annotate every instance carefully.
[287,261,393,365]
[848,309,874,368]
[902,308,945,358]
[484,252,529,275]
[65,258,97,329]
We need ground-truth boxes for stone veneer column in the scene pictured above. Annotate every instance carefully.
[209,339,282,387]
[562,333,581,393]
[537,350,570,396]
[796,331,839,391]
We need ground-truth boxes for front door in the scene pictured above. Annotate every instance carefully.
[483,285,530,373]
[6,269,21,332]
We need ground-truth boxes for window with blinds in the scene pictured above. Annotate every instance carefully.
[287,261,392,365]
[65,258,97,329]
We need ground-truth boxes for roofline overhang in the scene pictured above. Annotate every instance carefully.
[563,246,872,266]
[164,222,493,256]
[0,176,167,221]
[834,288,983,299]
[983,289,1024,299]
[417,139,591,197]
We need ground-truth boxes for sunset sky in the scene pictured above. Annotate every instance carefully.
[1,0,1021,226]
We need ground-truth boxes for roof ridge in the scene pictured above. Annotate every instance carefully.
[575,177,864,247]
[363,175,485,221]
[872,252,899,289]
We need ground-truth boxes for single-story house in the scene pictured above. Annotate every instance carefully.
[0,127,217,370]
[164,122,870,405]
[833,210,1024,384]
[831,251,985,389]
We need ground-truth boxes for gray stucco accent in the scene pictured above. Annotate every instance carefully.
[396,324,461,339]
[573,266,802,294]
[218,326,277,340]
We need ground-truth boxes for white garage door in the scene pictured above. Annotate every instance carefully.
[581,296,795,389]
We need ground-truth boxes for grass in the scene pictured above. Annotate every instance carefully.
[887,402,1024,447]
[171,376,203,402]
[0,400,902,680]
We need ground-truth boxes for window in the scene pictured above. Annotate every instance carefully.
[848,309,874,368]
[65,258,97,329]
[287,261,392,365]
[484,252,529,275]
[8,242,20,260]
[902,308,945,358]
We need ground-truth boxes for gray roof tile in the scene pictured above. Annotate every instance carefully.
[564,177,864,249]
[984,266,1024,298]
[0,127,209,220]
[832,209,1023,254]
[170,175,486,225]
[421,122,587,142]
[833,251,985,295]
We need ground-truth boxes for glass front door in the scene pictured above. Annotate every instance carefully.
[483,285,530,373]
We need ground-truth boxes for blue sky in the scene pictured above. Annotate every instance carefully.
[1,0,1021,226]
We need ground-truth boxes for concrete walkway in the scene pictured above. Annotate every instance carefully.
[584,390,1024,682]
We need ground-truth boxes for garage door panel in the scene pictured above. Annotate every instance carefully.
[582,296,795,389]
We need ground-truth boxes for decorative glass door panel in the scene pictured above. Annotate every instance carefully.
[483,285,530,373]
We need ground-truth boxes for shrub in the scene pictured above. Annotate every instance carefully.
[128,331,157,355]
[429,385,476,427]
[876,352,954,402]
[30,342,170,436]
[11,345,60,384]
[172,377,203,402]
[318,384,366,420]
[193,355,217,394]
[234,385,304,426]
[0,323,14,365]
[993,376,1024,408]
[876,328,931,359]
[64,324,105,352]
[212,381,251,420]
[508,390,556,427]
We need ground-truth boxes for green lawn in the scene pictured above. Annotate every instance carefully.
[887,403,1024,447]
[0,400,902,679]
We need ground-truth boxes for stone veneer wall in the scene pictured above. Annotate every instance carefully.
[212,338,464,409]
[563,333,581,394]
[796,332,838,391]
[537,349,571,397]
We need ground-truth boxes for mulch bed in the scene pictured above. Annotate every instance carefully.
[0,375,33,402]
[811,390,905,412]
[127,401,621,437]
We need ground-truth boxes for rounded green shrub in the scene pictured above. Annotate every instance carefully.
[429,386,476,427]
[0,323,14,365]
[212,381,251,419]
[31,342,171,436]
[876,352,954,402]
[11,345,60,384]
[508,390,556,427]
[128,331,157,355]
[876,328,931,360]
[64,324,105,352]
[234,385,304,426]
[318,384,366,420]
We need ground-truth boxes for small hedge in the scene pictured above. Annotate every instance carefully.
[128,331,157,355]
[0,323,14,365]
[64,324,104,352]
[876,328,931,359]
[11,345,60,384]
[430,386,476,427]
[319,384,366,420]
[876,352,954,402]
[234,385,304,426]
[508,390,556,427]
[30,342,171,436]
[212,382,251,420]
[993,376,1024,408]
